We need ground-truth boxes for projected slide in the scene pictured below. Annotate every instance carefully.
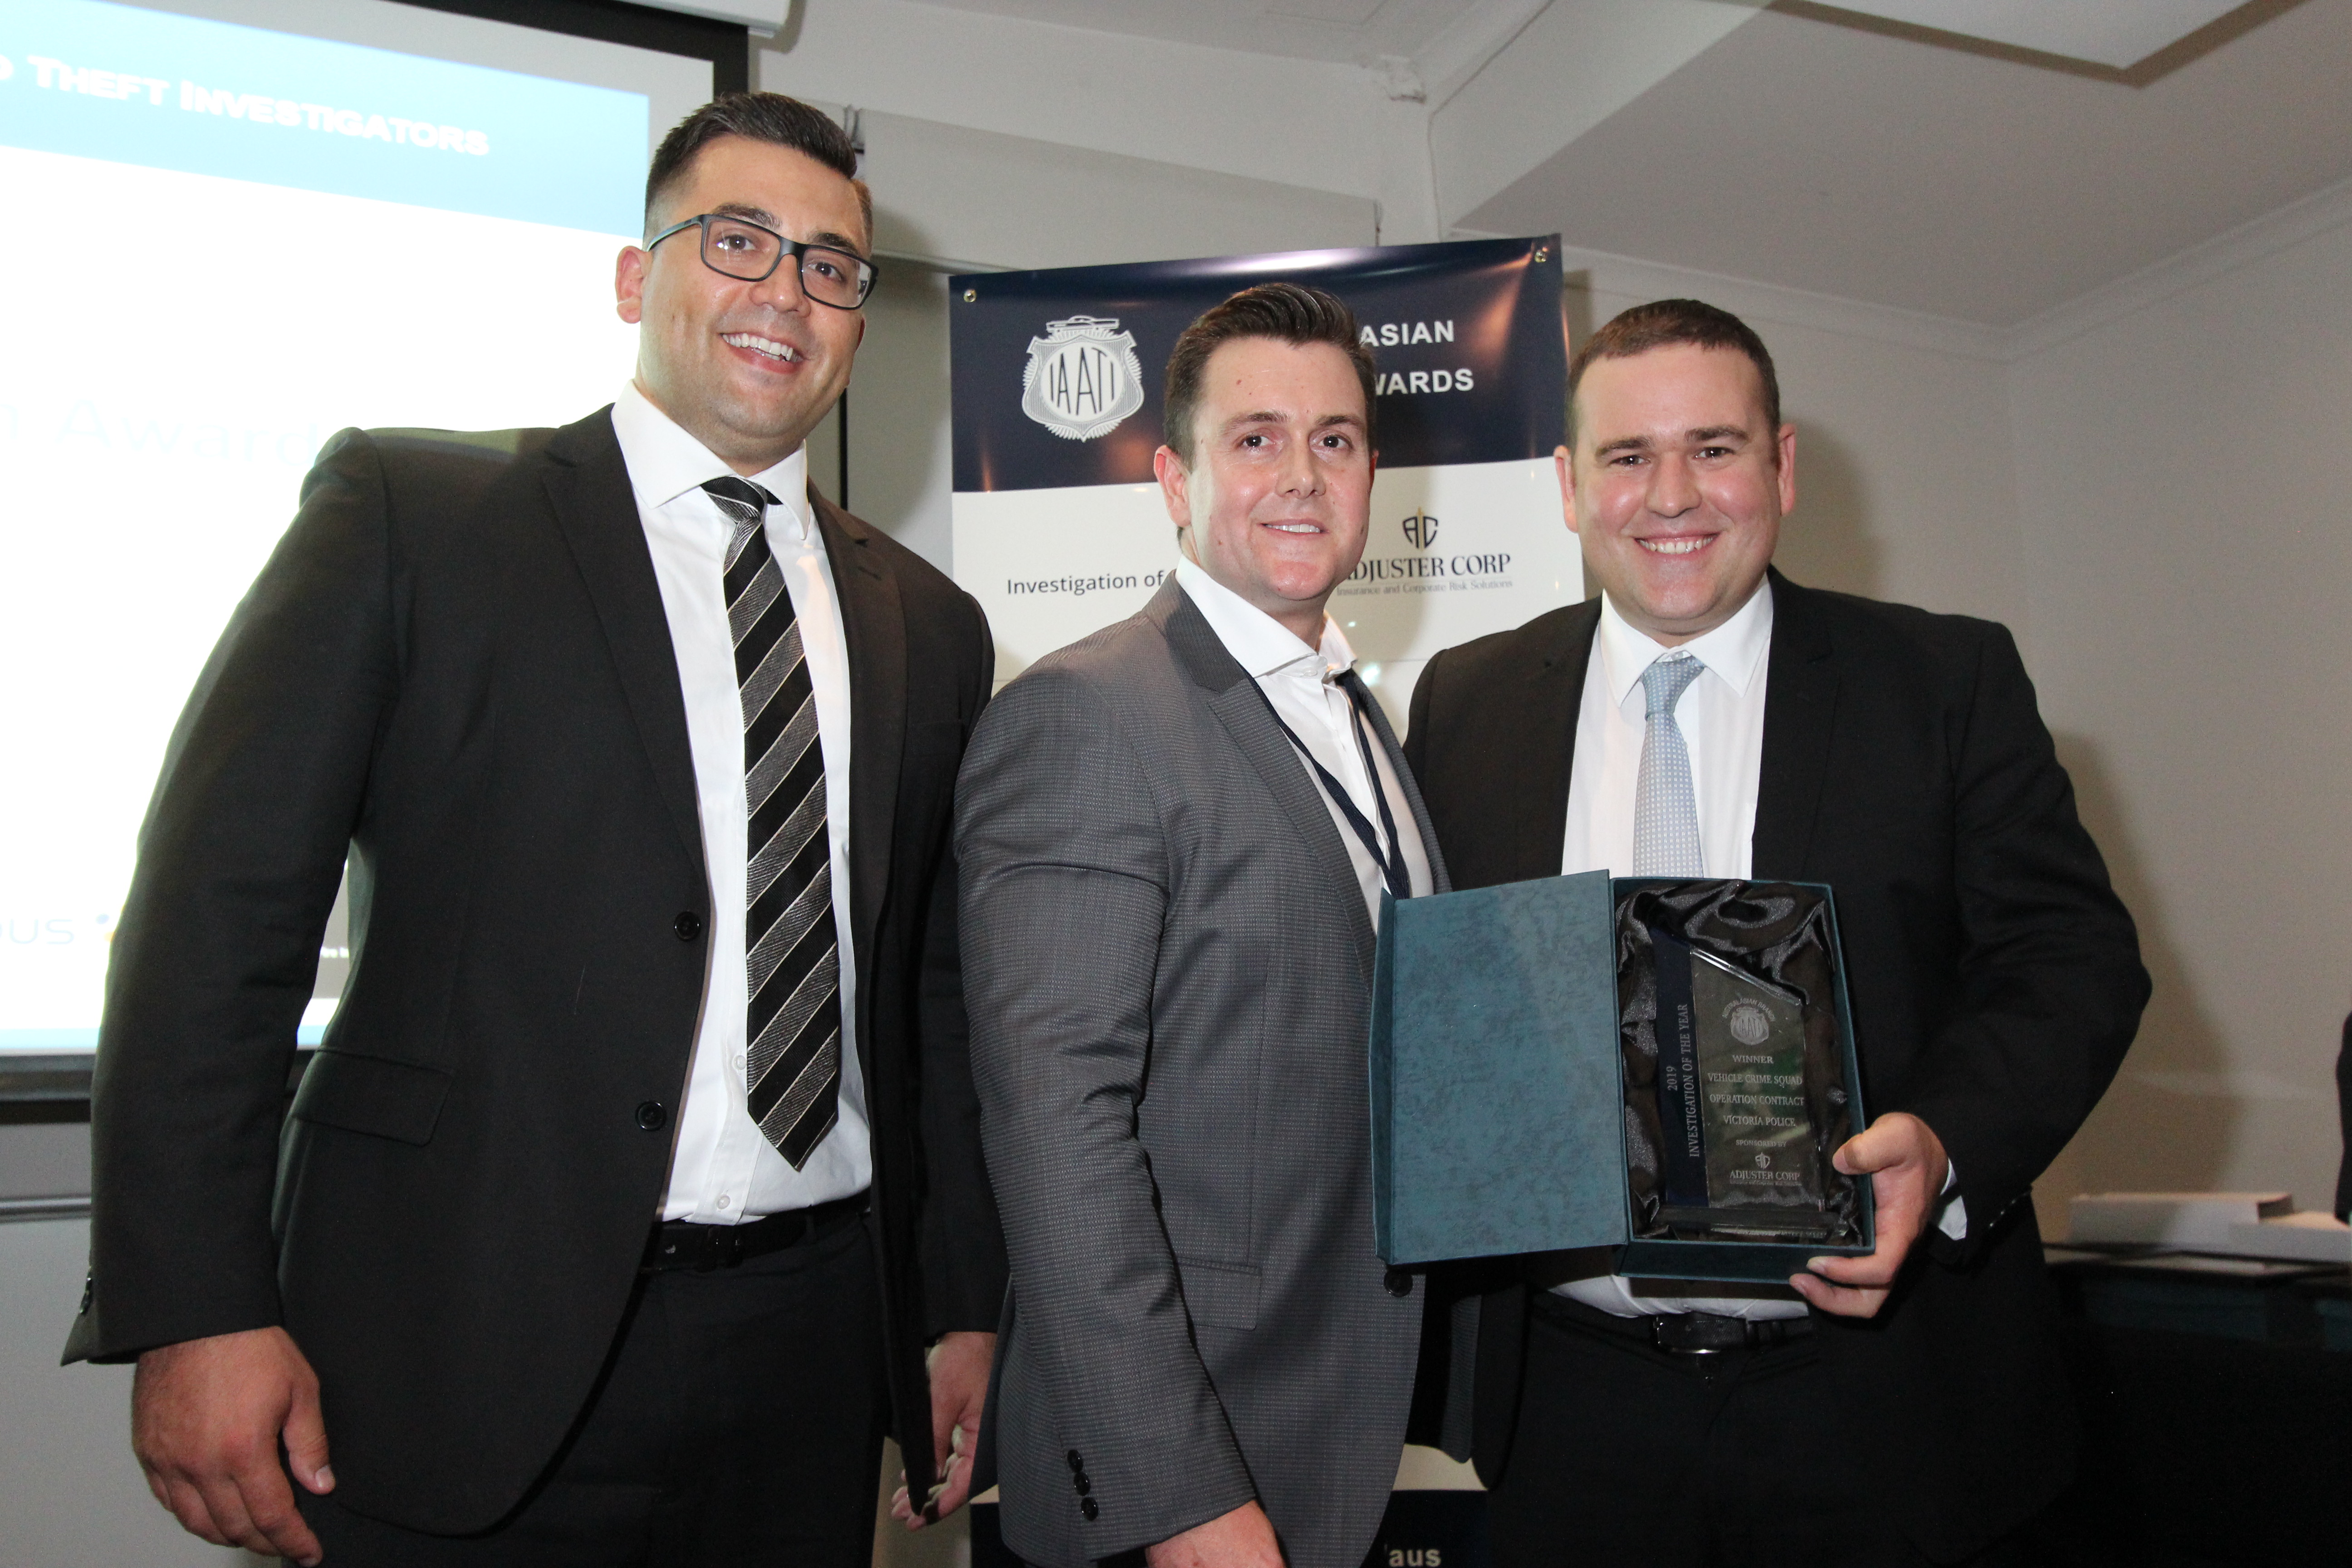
[0,0,651,1049]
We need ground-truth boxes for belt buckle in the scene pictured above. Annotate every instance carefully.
[707,1224,749,1271]
[1651,1313,1740,1355]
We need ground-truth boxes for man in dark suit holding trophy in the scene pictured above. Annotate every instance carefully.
[1406,299,2148,1566]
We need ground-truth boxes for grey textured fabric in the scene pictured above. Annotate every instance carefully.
[1632,650,1705,878]
[958,580,1451,1568]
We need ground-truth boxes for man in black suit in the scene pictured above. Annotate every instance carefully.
[2336,1009,2349,1220]
[64,94,1003,1566]
[1406,299,2148,1565]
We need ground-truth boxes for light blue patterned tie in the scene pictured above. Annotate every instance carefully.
[1632,652,1705,877]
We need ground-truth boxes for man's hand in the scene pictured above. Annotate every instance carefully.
[1145,1500,1284,1568]
[1790,1111,1950,1319]
[888,1330,995,1530]
[132,1326,334,1566]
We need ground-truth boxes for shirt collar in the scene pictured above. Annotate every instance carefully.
[1595,575,1775,709]
[1175,555,1355,683]
[610,381,815,546]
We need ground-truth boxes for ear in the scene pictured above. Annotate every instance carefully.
[615,245,647,326]
[1775,422,1797,516]
[1153,445,1193,541]
[1553,443,1580,535]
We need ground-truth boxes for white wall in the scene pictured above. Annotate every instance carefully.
[759,0,1385,206]
[851,109,1377,274]
[841,264,955,576]
[2010,193,2352,1215]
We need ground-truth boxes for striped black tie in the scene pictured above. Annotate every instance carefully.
[706,476,840,1170]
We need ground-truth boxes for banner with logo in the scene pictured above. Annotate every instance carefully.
[948,236,1575,721]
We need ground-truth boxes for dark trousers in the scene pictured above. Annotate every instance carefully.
[300,1217,889,1567]
[1487,1295,2023,1568]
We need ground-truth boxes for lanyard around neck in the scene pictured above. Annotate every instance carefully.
[1250,669,1411,901]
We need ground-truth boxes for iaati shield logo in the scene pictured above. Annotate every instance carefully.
[1021,316,1146,441]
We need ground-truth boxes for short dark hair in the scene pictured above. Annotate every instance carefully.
[1567,298,1780,450]
[644,92,872,245]
[1162,281,1377,465]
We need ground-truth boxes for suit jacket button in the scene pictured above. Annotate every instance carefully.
[1073,1474,1091,1495]
[1385,1267,1413,1298]
[1080,1497,1099,1521]
[1066,1449,1084,1472]
[673,911,704,942]
[635,1101,668,1131]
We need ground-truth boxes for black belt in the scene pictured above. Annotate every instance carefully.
[642,1193,866,1273]
[1535,1286,1813,1356]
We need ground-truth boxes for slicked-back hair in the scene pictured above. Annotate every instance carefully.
[1567,298,1780,451]
[644,92,872,245]
[1162,282,1377,465]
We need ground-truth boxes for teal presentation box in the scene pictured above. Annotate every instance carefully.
[1369,872,1874,1283]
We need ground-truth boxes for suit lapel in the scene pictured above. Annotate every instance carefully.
[1524,602,1599,881]
[543,409,705,878]
[1752,571,1838,879]
[810,490,903,970]
[1156,585,1379,980]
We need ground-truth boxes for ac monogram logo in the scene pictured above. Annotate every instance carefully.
[1401,510,1439,551]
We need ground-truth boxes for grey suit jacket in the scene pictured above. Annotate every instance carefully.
[957,580,1450,1568]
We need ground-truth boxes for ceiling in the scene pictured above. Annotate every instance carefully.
[892,0,1487,67]
[894,0,2263,72]
[1813,0,2246,69]
[906,0,2352,326]
[1461,0,2352,324]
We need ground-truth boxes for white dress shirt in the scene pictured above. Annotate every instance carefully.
[1557,583,1796,1318]
[1557,582,1960,1318]
[1561,583,1774,890]
[610,383,872,1223]
[1176,557,1432,925]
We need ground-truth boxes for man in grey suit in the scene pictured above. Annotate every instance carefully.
[957,283,1446,1568]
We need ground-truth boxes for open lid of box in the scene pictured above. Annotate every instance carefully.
[1372,869,1623,1268]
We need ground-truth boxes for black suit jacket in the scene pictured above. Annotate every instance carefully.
[1404,571,2148,1559]
[64,410,1006,1532]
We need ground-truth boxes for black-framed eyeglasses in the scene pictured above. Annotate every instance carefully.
[646,213,876,309]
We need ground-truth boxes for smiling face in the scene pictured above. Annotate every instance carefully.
[1560,342,1795,645]
[1154,336,1375,645]
[615,134,868,475]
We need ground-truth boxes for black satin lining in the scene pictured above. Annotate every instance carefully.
[1616,880,1862,1246]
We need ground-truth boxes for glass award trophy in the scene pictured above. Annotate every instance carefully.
[1641,905,1860,1247]
[1366,872,1870,1274]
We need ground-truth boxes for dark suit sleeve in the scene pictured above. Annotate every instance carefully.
[916,601,1008,1338]
[956,664,1257,1555]
[68,429,398,1363]
[1896,624,2148,1256]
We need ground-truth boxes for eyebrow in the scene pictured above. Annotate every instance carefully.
[708,203,867,258]
[1593,425,1751,457]
[710,201,777,228]
[1219,410,1367,436]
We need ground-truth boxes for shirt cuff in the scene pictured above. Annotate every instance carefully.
[1935,1157,1967,1241]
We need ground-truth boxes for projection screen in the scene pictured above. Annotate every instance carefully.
[0,0,715,1053]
